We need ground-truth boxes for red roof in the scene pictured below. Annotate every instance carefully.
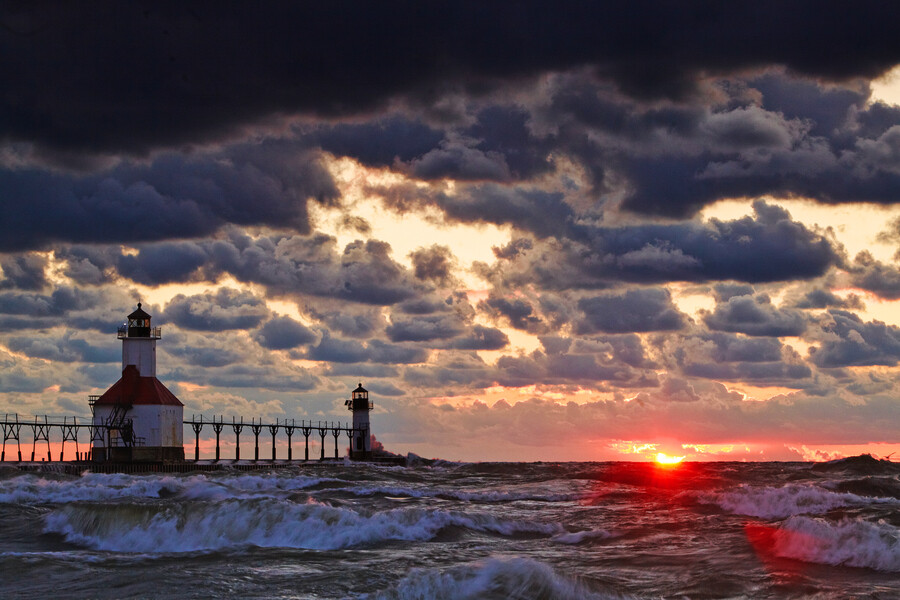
[94,365,183,407]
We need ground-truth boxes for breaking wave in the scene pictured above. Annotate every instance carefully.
[365,557,629,600]
[553,529,614,544]
[0,472,334,505]
[701,483,898,519]
[44,499,562,553]
[338,484,583,503]
[771,516,900,572]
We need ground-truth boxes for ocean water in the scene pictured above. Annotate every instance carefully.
[0,456,898,599]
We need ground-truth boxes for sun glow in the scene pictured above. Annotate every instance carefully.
[655,453,685,465]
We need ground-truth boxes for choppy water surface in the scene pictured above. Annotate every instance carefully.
[0,456,898,599]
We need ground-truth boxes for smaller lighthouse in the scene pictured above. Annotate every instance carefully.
[345,383,372,459]
[91,304,184,462]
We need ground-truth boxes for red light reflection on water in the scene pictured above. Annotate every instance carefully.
[744,522,817,584]
[580,460,721,505]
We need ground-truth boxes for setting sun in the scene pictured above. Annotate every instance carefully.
[655,453,685,465]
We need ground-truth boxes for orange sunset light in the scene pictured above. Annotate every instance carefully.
[655,453,685,465]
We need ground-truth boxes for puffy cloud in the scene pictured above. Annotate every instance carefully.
[0,254,48,290]
[409,245,456,285]
[62,232,426,307]
[810,310,900,367]
[386,314,466,342]
[792,288,865,310]
[5,332,118,364]
[849,251,900,300]
[442,325,510,351]
[577,288,686,334]
[703,294,807,337]
[0,143,337,252]
[163,288,270,331]
[306,333,428,365]
[481,202,841,290]
[481,295,543,332]
[253,316,318,350]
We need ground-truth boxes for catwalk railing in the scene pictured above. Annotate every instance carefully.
[0,413,366,463]
[184,415,367,462]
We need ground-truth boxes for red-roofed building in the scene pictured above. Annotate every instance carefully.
[91,304,184,462]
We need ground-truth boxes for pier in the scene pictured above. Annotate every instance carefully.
[0,413,373,468]
[0,307,392,473]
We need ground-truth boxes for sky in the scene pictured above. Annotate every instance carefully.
[2,2,900,462]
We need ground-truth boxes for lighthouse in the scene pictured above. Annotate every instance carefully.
[90,304,184,462]
[345,383,372,459]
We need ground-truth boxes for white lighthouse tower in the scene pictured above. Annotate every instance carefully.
[90,304,184,462]
[345,383,372,459]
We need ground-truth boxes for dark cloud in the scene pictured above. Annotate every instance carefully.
[483,202,842,289]
[682,361,811,385]
[6,2,899,158]
[849,251,900,300]
[442,325,509,351]
[338,215,372,235]
[810,310,900,367]
[713,284,756,302]
[253,316,318,350]
[386,314,465,342]
[70,233,425,307]
[327,363,399,379]
[792,288,864,310]
[163,344,242,368]
[119,243,210,286]
[481,295,543,331]
[163,288,270,331]
[703,293,807,337]
[493,238,533,260]
[409,245,456,285]
[493,348,658,389]
[0,144,337,252]
[0,254,48,290]
[306,333,427,365]
[0,286,105,317]
[701,333,784,363]
[5,333,118,364]
[576,288,686,334]
[305,305,383,338]
[308,117,445,168]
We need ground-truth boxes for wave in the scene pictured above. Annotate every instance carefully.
[827,477,900,499]
[364,557,631,600]
[553,528,615,544]
[337,484,583,503]
[770,516,900,572]
[700,483,898,519]
[810,454,900,476]
[0,472,337,505]
[43,498,562,553]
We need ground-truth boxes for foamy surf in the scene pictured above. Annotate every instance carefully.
[699,483,898,519]
[0,472,337,505]
[771,516,900,572]
[365,557,630,600]
[3,460,898,599]
[44,498,562,553]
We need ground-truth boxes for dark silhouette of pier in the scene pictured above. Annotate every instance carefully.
[184,415,365,463]
[0,413,375,470]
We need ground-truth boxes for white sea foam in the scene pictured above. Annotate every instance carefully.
[553,528,614,544]
[772,516,900,572]
[365,557,630,600]
[43,498,563,553]
[700,483,897,519]
[0,472,336,505]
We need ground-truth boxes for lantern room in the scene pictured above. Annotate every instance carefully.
[345,382,373,459]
